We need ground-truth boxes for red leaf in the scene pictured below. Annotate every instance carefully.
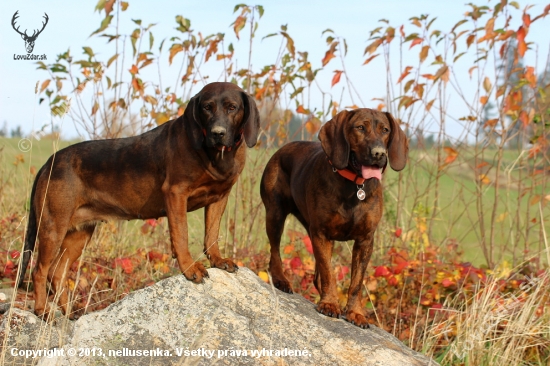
[442,278,455,288]
[388,276,398,286]
[399,25,405,38]
[10,250,20,259]
[331,70,343,87]
[395,228,402,238]
[302,236,313,254]
[409,38,422,49]
[374,266,391,277]
[290,257,302,270]
[129,64,138,75]
[115,258,134,274]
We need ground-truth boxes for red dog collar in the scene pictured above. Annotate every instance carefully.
[327,159,366,185]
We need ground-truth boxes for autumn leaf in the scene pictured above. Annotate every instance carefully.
[322,41,338,66]
[479,174,491,185]
[483,76,492,93]
[519,110,529,126]
[484,118,498,128]
[296,105,310,115]
[331,70,343,87]
[397,66,413,83]
[233,15,246,40]
[517,26,527,57]
[480,96,488,105]
[419,45,429,63]
[409,38,422,49]
[363,53,380,65]
[425,99,435,111]
[169,44,184,65]
[40,79,51,93]
[129,64,139,75]
[302,236,313,254]
[524,66,537,87]
[443,147,458,165]
[434,65,449,83]
[305,118,322,135]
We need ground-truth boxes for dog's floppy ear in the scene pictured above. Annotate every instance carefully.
[319,110,350,170]
[184,94,203,150]
[241,92,260,147]
[385,112,408,171]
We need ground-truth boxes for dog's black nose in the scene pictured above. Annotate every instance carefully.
[371,146,387,159]
[211,126,226,140]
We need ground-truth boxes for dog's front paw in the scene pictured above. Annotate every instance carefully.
[182,262,209,284]
[272,276,293,294]
[345,310,370,329]
[209,256,239,273]
[317,301,341,318]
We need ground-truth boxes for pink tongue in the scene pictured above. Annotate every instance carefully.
[361,165,382,180]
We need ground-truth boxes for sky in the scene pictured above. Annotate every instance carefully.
[0,0,548,140]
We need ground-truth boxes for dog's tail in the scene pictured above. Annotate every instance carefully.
[17,173,39,289]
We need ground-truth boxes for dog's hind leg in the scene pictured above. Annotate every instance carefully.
[264,201,293,293]
[32,218,68,320]
[50,225,95,319]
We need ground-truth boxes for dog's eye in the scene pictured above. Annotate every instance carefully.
[228,105,237,111]
[383,127,390,133]
[203,105,211,111]
[356,125,365,131]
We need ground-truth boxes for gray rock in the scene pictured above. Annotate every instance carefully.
[3,268,437,365]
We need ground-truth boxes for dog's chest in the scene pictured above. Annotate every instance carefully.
[323,198,382,240]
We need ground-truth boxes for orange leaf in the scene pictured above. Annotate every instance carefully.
[425,99,435,111]
[476,161,489,169]
[480,96,488,105]
[484,118,498,128]
[399,25,405,37]
[409,38,422,49]
[302,236,313,254]
[517,26,527,56]
[296,105,310,115]
[377,103,385,111]
[233,15,246,40]
[305,118,321,134]
[421,74,435,80]
[283,244,295,254]
[322,41,338,66]
[479,174,491,185]
[40,79,51,93]
[331,70,343,87]
[362,53,380,65]
[530,195,541,206]
[443,147,458,164]
[419,45,429,63]
[525,66,537,87]
[519,110,529,127]
[345,104,360,110]
[397,66,413,84]
[523,13,531,28]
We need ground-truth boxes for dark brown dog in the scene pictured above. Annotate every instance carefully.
[18,82,260,319]
[260,108,408,328]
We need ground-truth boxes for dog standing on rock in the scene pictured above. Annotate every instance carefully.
[18,82,260,319]
[260,108,408,328]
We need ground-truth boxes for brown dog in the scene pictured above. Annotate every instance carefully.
[18,82,260,319]
[260,108,408,328]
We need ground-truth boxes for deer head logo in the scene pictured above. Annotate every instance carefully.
[12,11,49,54]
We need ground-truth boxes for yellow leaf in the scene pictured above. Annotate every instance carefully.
[479,174,491,185]
[496,212,508,223]
[258,271,269,283]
